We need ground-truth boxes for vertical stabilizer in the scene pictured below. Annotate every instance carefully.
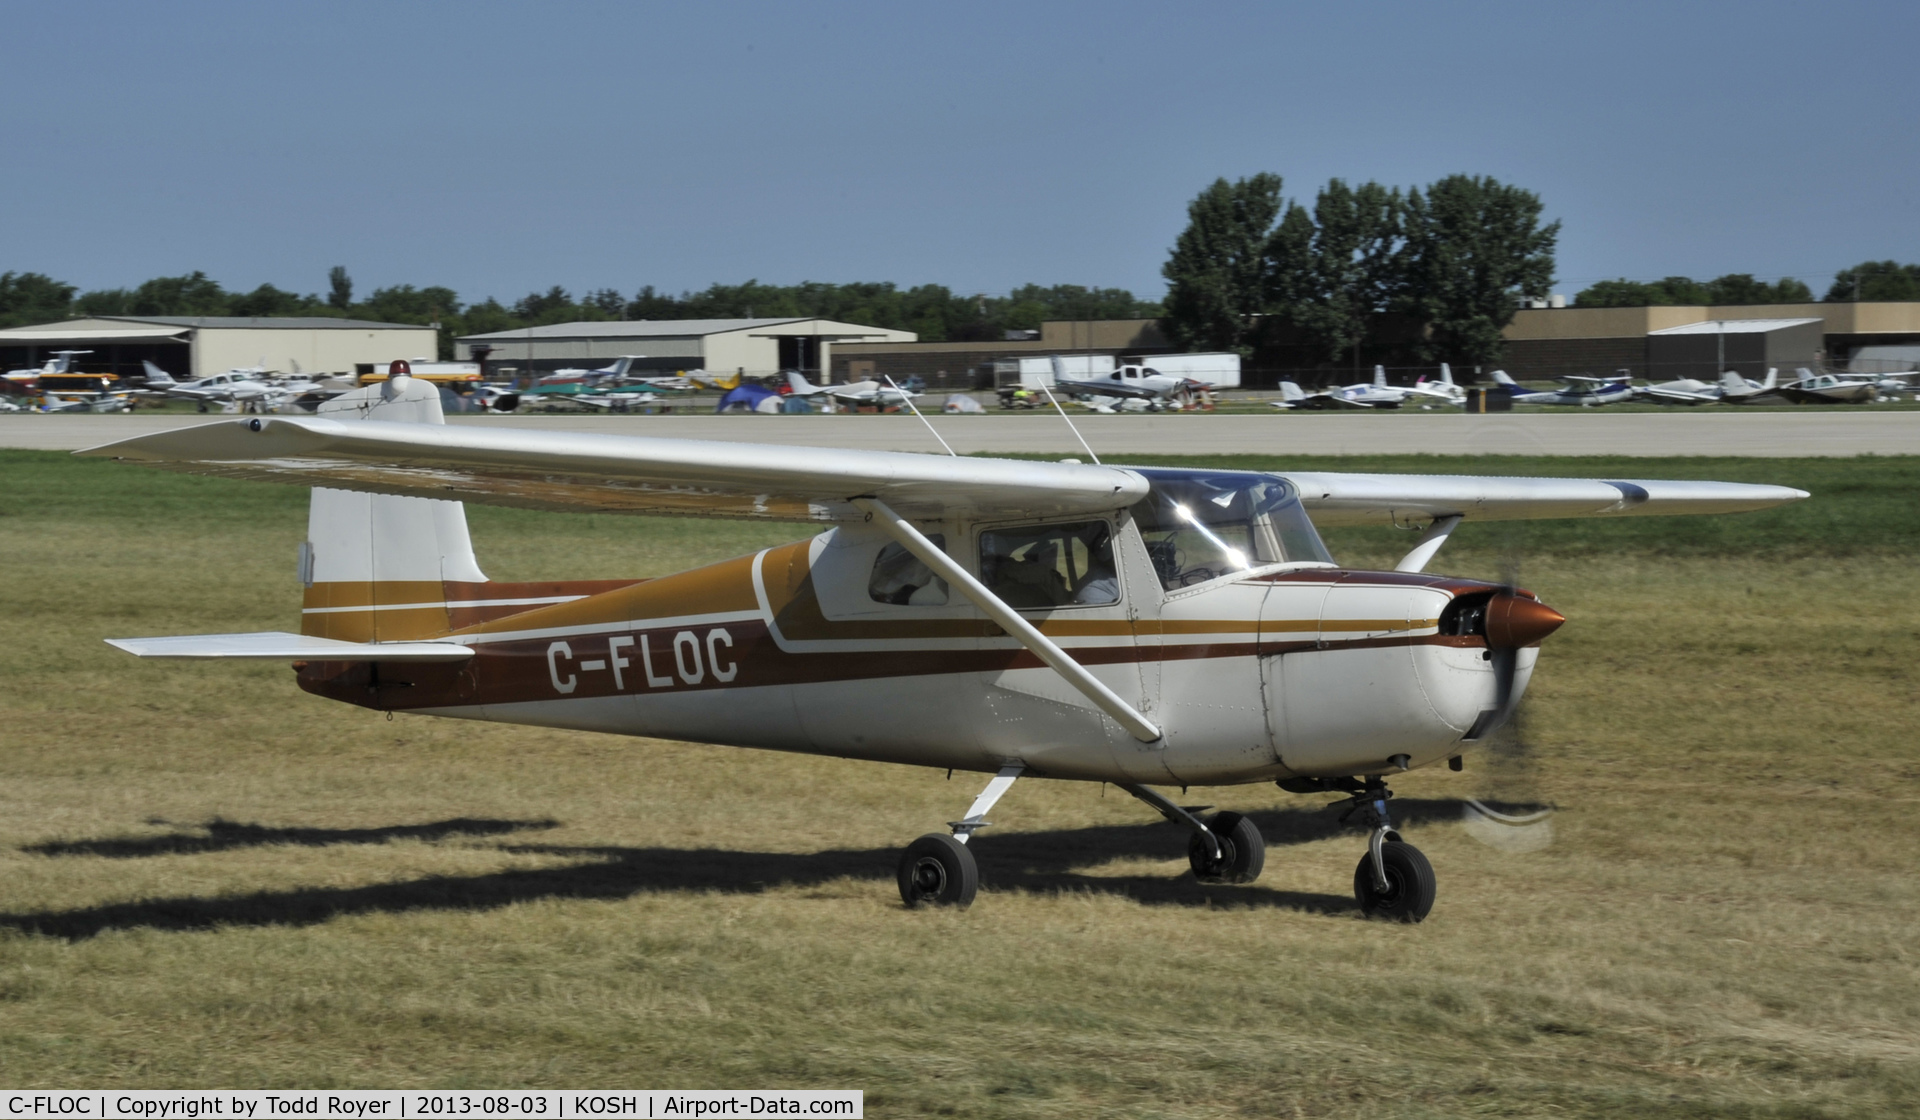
[301,367,487,641]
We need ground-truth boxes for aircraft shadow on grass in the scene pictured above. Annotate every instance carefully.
[3,800,1474,940]
[24,817,560,858]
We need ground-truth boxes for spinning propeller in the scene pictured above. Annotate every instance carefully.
[1462,487,1563,852]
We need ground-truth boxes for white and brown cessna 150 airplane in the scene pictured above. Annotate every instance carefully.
[84,364,1807,921]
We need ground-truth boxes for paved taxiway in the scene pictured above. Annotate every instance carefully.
[5,410,1918,456]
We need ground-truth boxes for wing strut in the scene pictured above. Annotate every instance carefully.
[852,497,1162,744]
[1394,514,1463,573]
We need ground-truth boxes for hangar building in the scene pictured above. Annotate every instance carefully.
[0,316,439,380]
[1645,319,1825,381]
[455,318,917,378]
[1499,302,1920,380]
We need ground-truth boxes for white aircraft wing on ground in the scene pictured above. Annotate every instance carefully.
[80,417,1807,527]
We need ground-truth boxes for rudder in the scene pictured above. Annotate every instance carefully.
[300,367,487,642]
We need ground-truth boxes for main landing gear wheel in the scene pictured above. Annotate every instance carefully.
[1188,811,1265,884]
[1353,840,1436,923]
[897,833,978,909]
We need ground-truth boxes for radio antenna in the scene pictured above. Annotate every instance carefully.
[886,376,955,457]
[1039,381,1100,464]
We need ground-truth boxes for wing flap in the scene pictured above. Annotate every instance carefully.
[77,417,1148,522]
[1279,472,1807,526]
[106,632,475,661]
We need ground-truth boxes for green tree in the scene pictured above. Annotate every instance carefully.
[1825,261,1920,302]
[625,285,683,319]
[456,298,518,337]
[583,288,626,319]
[1574,279,1660,307]
[230,283,322,317]
[328,266,353,311]
[73,288,132,316]
[127,271,231,317]
[1161,173,1286,353]
[512,286,581,325]
[1277,179,1407,362]
[1577,274,1814,307]
[0,271,76,328]
[361,284,461,324]
[1402,175,1558,363]
[1702,273,1812,304]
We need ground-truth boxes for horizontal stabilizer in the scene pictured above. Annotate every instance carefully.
[105,631,474,661]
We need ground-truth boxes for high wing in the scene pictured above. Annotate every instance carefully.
[79,416,1808,528]
[77,416,1148,522]
[1277,472,1805,526]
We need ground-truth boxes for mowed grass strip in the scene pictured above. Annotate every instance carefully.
[0,449,1917,1116]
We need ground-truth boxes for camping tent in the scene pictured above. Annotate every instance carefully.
[716,383,780,413]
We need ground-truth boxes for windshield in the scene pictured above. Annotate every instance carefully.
[1129,468,1332,590]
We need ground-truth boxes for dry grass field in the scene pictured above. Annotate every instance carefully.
[1,449,1916,1117]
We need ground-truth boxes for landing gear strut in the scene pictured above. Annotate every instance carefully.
[1123,784,1266,884]
[897,764,1022,909]
[1338,777,1436,922]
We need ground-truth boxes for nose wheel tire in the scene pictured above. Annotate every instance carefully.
[897,833,978,909]
[1188,811,1266,884]
[1353,840,1436,922]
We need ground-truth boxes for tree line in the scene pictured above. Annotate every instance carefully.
[0,269,1162,357]
[1574,262,1920,306]
[1159,173,1559,366]
[1160,172,1918,367]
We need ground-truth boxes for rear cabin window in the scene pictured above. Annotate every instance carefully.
[979,521,1118,609]
[868,535,949,605]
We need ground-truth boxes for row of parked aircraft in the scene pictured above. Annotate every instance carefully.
[1269,365,1920,409]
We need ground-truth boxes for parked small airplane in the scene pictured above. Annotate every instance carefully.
[1718,368,1780,403]
[528,356,689,396]
[1777,369,1878,404]
[786,371,920,409]
[1491,371,1635,406]
[5,348,93,384]
[84,363,1807,922]
[1052,356,1212,406]
[1867,370,1920,399]
[1275,366,1461,411]
[1635,377,1723,406]
[141,362,335,414]
[1409,364,1464,406]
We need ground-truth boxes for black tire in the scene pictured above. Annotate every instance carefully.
[1353,840,1436,922]
[1188,811,1266,884]
[897,833,978,909]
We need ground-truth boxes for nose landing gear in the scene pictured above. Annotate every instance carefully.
[1281,775,1439,921]
[1339,777,1436,922]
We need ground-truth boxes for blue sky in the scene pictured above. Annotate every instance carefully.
[4,0,1915,305]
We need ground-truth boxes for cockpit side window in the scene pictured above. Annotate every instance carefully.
[1129,469,1333,590]
[868,534,949,605]
[979,521,1119,609]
